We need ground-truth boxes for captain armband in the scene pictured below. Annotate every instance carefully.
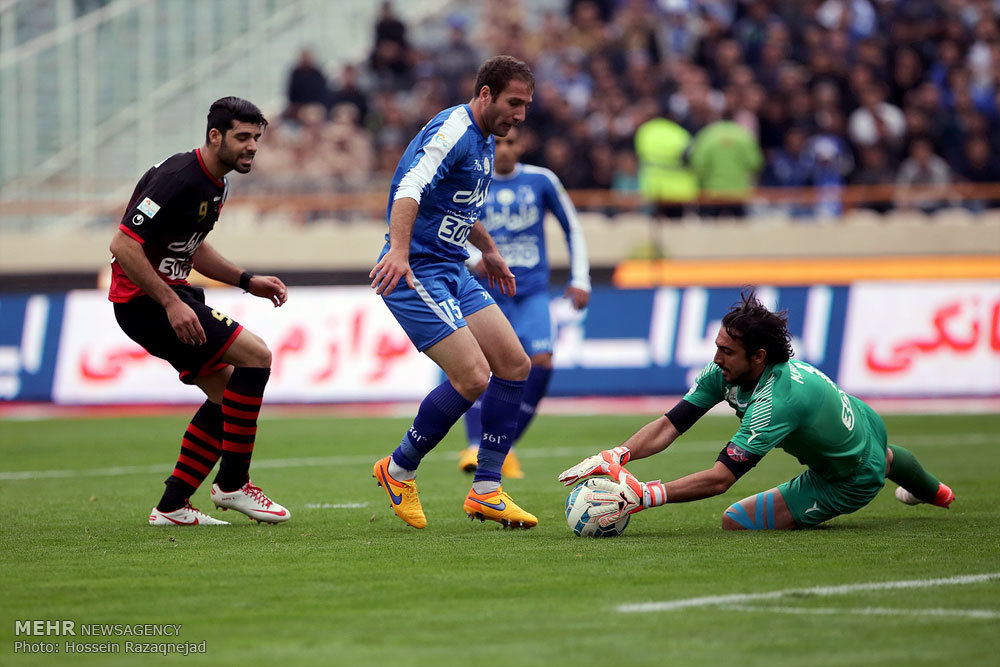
[716,442,763,479]
[664,399,709,434]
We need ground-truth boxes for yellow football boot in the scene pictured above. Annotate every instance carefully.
[373,455,426,529]
[463,486,537,528]
[457,445,479,473]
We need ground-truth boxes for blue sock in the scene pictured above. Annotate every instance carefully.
[473,376,526,484]
[462,397,483,447]
[392,381,472,471]
[513,366,552,442]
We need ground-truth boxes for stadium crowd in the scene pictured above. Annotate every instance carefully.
[250,0,1000,218]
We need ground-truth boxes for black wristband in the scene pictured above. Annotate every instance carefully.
[239,271,253,292]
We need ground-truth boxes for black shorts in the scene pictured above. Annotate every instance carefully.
[114,285,243,384]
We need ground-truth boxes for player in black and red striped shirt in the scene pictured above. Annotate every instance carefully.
[109,97,290,526]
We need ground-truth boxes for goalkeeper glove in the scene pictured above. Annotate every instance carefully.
[557,446,631,486]
[586,467,668,528]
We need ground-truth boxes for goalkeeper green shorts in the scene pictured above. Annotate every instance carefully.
[778,407,888,528]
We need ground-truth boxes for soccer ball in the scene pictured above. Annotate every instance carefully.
[565,478,631,538]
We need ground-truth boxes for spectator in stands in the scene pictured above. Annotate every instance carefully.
[689,111,764,218]
[761,126,812,218]
[611,0,663,67]
[634,111,697,219]
[328,64,370,128]
[612,148,640,205]
[285,49,330,122]
[325,104,375,192]
[732,0,779,66]
[895,137,953,214]
[566,0,609,54]
[848,83,907,150]
[369,1,413,90]
[955,134,1000,211]
[543,135,589,190]
[890,47,924,108]
[373,1,407,52]
[267,0,1000,219]
[803,133,854,218]
[660,0,699,61]
[435,13,481,105]
[850,144,896,214]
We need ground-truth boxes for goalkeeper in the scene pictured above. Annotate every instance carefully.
[559,290,954,530]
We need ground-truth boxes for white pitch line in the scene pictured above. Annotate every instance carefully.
[617,573,1000,613]
[0,433,993,482]
[303,502,369,509]
[0,445,618,481]
[722,604,1000,619]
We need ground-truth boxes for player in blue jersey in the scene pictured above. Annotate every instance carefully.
[457,126,591,478]
[370,56,539,529]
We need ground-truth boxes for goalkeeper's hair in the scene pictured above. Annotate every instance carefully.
[721,288,794,364]
[474,55,534,99]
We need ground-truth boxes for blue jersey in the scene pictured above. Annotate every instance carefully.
[384,104,494,270]
[470,164,590,296]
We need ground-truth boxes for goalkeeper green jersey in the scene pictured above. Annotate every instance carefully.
[683,359,881,481]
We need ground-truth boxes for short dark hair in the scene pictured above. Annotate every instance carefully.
[721,288,794,364]
[206,96,267,143]
[474,55,534,99]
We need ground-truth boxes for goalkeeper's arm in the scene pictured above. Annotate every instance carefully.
[618,399,709,461]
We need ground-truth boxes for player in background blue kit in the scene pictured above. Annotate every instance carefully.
[458,127,591,478]
[370,56,539,529]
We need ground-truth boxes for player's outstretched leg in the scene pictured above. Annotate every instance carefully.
[511,364,552,438]
[466,376,536,527]
[150,399,229,525]
[459,398,483,473]
[459,399,523,478]
[463,486,537,528]
[375,380,472,527]
[373,455,426,529]
[888,444,954,508]
[210,366,290,523]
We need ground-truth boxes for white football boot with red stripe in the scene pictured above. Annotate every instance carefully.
[210,480,290,523]
[149,502,230,526]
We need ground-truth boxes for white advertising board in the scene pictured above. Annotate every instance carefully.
[839,281,1000,396]
[52,286,439,404]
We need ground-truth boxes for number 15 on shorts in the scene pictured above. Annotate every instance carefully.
[438,298,463,323]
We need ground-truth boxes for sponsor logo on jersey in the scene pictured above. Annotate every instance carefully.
[168,231,206,255]
[433,132,450,149]
[453,178,488,207]
[496,188,516,206]
[132,214,144,226]
[137,197,160,218]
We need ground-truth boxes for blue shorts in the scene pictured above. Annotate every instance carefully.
[382,261,496,352]
[492,290,553,356]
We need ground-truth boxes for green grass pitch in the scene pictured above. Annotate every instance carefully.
[1,410,998,666]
